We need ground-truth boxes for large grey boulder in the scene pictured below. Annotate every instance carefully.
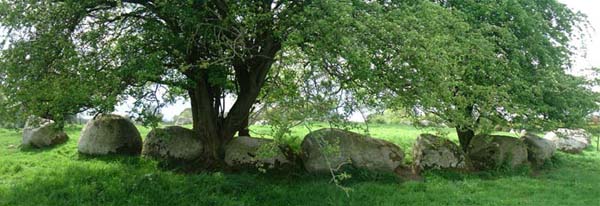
[413,134,468,171]
[78,114,142,155]
[521,133,556,166]
[557,128,591,142]
[22,117,68,148]
[143,126,203,161]
[543,128,590,153]
[225,136,290,169]
[301,128,404,173]
[468,135,528,170]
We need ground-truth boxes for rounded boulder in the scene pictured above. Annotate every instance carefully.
[78,114,142,155]
[225,136,291,169]
[301,128,404,173]
[543,128,590,154]
[468,135,528,170]
[22,117,68,148]
[413,134,468,171]
[521,132,556,166]
[143,126,203,161]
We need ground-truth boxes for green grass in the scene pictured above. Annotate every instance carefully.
[1,124,599,206]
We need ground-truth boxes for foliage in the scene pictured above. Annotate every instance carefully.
[255,0,474,144]
[280,0,600,137]
[0,91,25,128]
[398,0,600,133]
[366,109,412,125]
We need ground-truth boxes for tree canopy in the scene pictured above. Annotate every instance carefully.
[418,0,599,148]
[258,0,599,149]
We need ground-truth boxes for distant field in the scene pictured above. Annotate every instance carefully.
[1,124,599,206]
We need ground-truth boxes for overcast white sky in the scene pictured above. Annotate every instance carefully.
[559,0,600,72]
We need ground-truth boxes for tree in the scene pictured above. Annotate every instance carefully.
[357,0,599,150]
[433,0,599,150]
[258,0,483,136]
[267,0,599,152]
[0,0,433,166]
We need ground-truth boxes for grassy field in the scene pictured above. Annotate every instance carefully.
[1,124,599,206]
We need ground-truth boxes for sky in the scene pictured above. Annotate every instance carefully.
[559,0,600,73]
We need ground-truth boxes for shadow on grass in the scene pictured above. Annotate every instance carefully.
[222,166,404,187]
[76,153,145,167]
[420,165,532,183]
[418,156,568,182]
[0,162,356,206]
[18,140,71,154]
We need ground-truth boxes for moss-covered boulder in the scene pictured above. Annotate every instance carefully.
[468,135,528,170]
[521,133,556,166]
[78,114,142,155]
[143,126,203,161]
[413,134,468,171]
[22,117,68,148]
[224,136,291,169]
[301,128,404,173]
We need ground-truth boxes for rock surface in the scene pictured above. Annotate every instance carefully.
[22,117,68,148]
[413,134,468,170]
[143,126,203,161]
[468,135,528,169]
[301,128,404,173]
[521,133,556,166]
[543,128,590,153]
[78,114,142,155]
[225,136,290,168]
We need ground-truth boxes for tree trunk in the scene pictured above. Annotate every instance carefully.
[238,116,251,137]
[189,81,225,168]
[455,104,477,152]
[187,58,278,168]
[456,126,475,152]
[185,24,281,169]
[188,83,263,168]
